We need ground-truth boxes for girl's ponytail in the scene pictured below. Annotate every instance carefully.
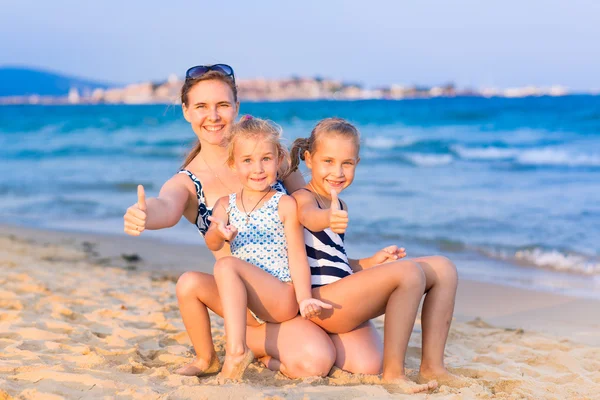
[290,137,310,172]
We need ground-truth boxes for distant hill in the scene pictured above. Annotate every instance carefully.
[0,67,114,97]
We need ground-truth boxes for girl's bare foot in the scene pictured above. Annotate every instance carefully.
[418,367,471,388]
[383,376,437,394]
[175,355,221,376]
[216,349,254,382]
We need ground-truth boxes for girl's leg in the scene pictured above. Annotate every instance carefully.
[311,260,424,368]
[329,321,383,375]
[175,270,335,377]
[310,260,436,393]
[411,255,459,383]
[213,256,300,379]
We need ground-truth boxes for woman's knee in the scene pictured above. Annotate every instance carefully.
[343,352,382,375]
[292,340,336,377]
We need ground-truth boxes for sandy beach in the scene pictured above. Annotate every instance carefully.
[0,224,599,399]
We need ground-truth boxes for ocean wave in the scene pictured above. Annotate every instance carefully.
[482,246,600,275]
[452,145,519,160]
[364,136,417,149]
[516,148,600,167]
[403,153,454,166]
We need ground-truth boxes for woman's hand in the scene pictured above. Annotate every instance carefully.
[299,298,333,319]
[372,245,407,265]
[207,216,238,242]
[124,185,147,236]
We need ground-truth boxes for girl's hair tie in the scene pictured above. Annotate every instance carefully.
[242,115,253,121]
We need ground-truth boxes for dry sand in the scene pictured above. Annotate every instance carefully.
[0,224,599,399]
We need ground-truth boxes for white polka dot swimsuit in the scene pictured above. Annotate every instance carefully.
[227,191,291,283]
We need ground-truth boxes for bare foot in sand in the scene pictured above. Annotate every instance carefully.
[175,355,221,376]
[418,368,471,388]
[216,349,254,383]
[383,376,438,394]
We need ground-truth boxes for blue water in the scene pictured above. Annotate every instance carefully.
[1,97,599,298]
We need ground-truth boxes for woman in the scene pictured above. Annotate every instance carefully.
[123,64,381,378]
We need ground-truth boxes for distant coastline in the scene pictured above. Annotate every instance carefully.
[0,68,585,105]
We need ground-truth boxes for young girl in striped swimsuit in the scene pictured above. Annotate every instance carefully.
[205,116,331,381]
[291,118,459,394]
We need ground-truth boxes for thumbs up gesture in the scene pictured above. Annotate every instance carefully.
[207,216,238,242]
[123,185,147,236]
[329,190,349,234]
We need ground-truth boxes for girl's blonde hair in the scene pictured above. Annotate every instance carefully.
[290,117,360,172]
[226,115,292,180]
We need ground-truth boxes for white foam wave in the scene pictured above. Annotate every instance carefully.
[517,148,600,167]
[364,136,416,149]
[452,145,519,160]
[404,153,454,166]
[484,247,600,275]
[515,248,600,275]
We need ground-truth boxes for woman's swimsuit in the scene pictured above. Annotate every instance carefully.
[178,169,286,237]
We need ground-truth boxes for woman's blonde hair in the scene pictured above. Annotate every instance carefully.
[225,115,292,180]
[290,117,360,172]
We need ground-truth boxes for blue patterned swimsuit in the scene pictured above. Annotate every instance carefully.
[178,169,286,237]
[226,191,292,282]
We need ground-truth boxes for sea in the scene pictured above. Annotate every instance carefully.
[1,96,599,299]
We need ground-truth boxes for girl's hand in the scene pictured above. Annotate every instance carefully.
[124,185,147,236]
[372,245,407,265]
[207,216,238,242]
[299,298,333,319]
[329,190,349,234]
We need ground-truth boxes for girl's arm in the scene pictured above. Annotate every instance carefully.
[291,189,333,232]
[279,195,313,302]
[205,196,237,251]
[279,195,332,317]
[349,246,407,272]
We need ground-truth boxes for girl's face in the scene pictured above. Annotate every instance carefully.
[305,135,359,196]
[182,79,239,146]
[232,136,281,192]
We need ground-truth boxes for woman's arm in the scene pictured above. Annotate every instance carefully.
[205,196,236,251]
[124,174,193,236]
[282,169,306,194]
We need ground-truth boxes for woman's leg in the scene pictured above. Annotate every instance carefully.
[248,317,336,378]
[310,260,436,392]
[175,270,335,377]
[411,255,459,383]
[213,256,300,379]
[329,321,383,375]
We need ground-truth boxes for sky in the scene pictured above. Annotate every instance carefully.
[1,0,600,91]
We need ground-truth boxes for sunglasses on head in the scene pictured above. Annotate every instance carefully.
[185,64,235,82]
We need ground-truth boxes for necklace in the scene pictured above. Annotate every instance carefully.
[308,182,329,208]
[240,187,272,224]
[199,155,236,194]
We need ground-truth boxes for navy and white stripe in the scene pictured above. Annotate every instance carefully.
[301,190,353,288]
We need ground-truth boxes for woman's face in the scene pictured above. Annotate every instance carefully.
[182,79,239,146]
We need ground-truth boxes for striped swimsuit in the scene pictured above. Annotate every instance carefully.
[301,190,353,288]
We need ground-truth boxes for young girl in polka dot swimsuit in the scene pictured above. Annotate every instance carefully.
[204,116,332,381]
